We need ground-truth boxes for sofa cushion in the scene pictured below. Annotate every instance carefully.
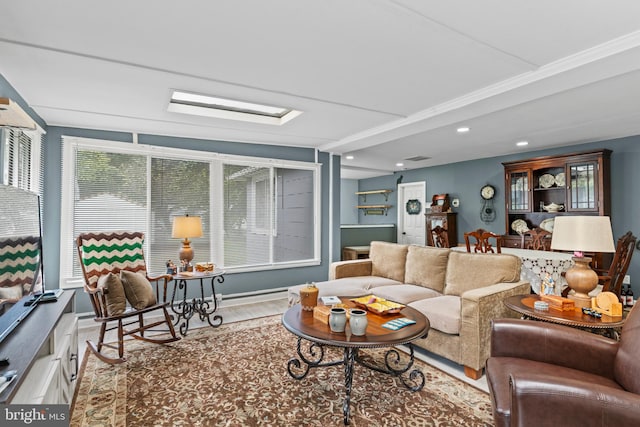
[444,251,521,296]
[287,276,402,305]
[372,285,441,305]
[120,270,157,310]
[404,245,450,293]
[409,296,461,335]
[370,241,409,283]
[97,272,126,315]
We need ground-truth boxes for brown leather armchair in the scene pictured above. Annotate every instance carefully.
[486,304,640,426]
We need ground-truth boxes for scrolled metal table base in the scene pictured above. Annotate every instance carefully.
[171,274,224,336]
[286,337,425,425]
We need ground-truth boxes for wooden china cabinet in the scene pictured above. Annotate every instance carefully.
[502,149,611,257]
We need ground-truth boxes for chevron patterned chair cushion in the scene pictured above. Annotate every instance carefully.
[0,235,41,302]
[78,231,147,289]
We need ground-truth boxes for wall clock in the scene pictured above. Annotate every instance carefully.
[480,184,496,222]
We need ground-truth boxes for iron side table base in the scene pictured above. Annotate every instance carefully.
[171,274,224,336]
[286,337,425,425]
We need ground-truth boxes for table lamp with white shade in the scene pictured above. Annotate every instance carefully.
[550,216,616,308]
[171,214,203,266]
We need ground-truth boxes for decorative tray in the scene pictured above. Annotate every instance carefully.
[350,295,405,315]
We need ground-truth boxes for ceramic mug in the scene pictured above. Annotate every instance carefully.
[329,307,347,333]
[349,309,368,336]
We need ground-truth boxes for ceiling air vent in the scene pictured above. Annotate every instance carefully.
[0,98,37,130]
[405,156,431,162]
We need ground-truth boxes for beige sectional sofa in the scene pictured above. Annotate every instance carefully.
[288,241,530,379]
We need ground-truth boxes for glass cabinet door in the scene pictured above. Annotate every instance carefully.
[507,170,530,212]
[568,161,599,211]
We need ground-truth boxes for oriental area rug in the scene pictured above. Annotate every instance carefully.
[70,316,493,426]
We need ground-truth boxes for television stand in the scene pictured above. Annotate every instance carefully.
[0,290,77,404]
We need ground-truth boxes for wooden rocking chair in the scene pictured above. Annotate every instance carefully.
[77,231,180,364]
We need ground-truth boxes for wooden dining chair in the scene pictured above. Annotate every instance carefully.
[595,231,636,298]
[520,227,552,251]
[560,231,636,299]
[464,228,502,253]
[77,231,180,364]
[430,225,449,248]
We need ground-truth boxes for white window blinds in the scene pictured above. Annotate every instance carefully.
[60,137,320,288]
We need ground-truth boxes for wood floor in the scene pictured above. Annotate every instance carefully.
[77,294,488,392]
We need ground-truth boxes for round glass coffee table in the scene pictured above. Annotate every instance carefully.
[282,297,429,425]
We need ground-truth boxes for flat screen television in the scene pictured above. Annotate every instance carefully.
[0,184,44,344]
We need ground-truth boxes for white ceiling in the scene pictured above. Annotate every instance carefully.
[2,1,640,179]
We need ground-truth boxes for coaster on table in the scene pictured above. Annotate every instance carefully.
[320,296,341,305]
[382,317,416,331]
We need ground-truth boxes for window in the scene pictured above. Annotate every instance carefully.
[60,137,320,287]
[1,128,43,194]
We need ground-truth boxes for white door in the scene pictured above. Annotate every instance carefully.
[397,182,426,245]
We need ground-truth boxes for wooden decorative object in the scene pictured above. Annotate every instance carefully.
[430,194,450,213]
[313,304,331,324]
[591,292,623,317]
[540,294,575,311]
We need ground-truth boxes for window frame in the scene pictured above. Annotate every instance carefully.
[1,127,44,193]
[59,136,321,288]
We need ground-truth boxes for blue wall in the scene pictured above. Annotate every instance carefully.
[358,138,640,294]
[340,179,358,224]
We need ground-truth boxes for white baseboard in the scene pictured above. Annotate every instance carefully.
[77,288,288,330]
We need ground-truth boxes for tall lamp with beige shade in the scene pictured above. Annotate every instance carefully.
[550,216,616,308]
[172,214,203,267]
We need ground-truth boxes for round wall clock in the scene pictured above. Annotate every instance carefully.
[481,184,495,200]
[480,184,497,222]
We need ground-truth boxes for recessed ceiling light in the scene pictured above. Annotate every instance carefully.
[516,141,529,146]
[396,162,404,167]
[168,90,302,125]
[457,126,470,133]
[345,155,354,160]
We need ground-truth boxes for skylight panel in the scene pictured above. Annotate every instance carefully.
[168,90,302,125]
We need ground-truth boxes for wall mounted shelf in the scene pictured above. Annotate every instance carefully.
[356,189,393,202]
[357,205,392,215]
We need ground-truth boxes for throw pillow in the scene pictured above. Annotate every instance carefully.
[404,245,450,293]
[97,272,127,315]
[370,241,409,283]
[120,270,157,310]
[444,251,521,296]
